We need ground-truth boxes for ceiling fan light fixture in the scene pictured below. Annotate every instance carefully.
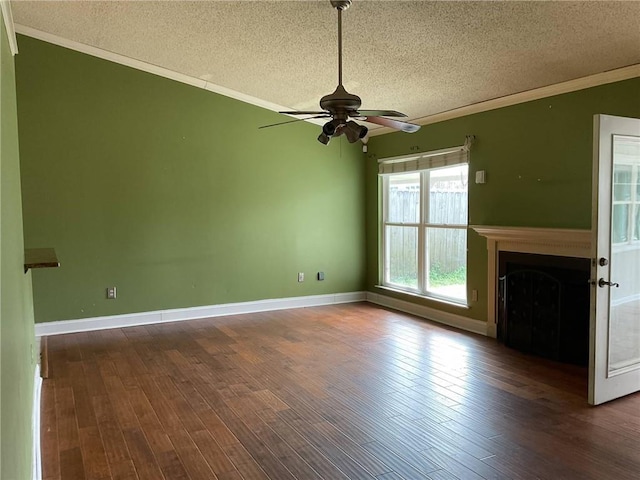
[322,121,336,137]
[344,120,368,143]
[264,1,420,139]
[318,132,331,145]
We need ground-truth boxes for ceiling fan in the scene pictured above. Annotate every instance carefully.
[261,0,421,145]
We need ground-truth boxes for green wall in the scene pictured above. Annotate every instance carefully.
[12,31,640,331]
[366,78,640,321]
[15,35,366,323]
[1,18,36,480]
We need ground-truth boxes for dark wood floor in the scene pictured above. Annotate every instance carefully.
[41,303,640,480]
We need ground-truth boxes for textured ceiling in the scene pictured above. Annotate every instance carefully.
[11,0,640,128]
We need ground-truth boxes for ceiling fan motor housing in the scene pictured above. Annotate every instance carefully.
[265,0,420,141]
[319,85,362,118]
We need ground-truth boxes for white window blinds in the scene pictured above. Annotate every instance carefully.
[378,135,475,175]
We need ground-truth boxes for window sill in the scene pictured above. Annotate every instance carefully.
[374,285,471,310]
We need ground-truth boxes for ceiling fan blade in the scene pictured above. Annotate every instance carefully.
[355,110,407,118]
[278,111,328,115]
[363,116,421,133]
[259,114,330,129]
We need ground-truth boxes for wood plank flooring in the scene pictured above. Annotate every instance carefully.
[40,303,640,480]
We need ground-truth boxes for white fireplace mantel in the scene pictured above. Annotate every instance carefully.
[471,225,592,337]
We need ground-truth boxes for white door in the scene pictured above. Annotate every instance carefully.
[589,114,640,405]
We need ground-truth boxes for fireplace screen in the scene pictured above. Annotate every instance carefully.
[498,252,590,366]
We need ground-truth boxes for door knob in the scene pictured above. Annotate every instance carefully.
[598,278,619,288]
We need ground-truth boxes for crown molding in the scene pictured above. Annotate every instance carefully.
[13,24,638,137]
[368,64,640,137]
[13,24,327,127]
[1,0,18,55]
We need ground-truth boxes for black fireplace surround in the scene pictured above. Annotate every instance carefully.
[498,252,590,366]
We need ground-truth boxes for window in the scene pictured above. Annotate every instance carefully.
[612,135,640,246]
[379,141,471,304]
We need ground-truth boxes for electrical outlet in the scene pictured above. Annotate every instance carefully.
[317,272,325,281]
[298,272,304,282]
[106,287,117,299]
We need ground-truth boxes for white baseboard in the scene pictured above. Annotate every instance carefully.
[34,291,367,336]
[366,291,488,336]
[34,290,488,339]
[32,364,42,480]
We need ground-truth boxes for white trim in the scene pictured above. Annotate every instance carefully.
[471,225,592,338]
[376,285,470,310]
[12,24,638,136]
[471,225,592,255]
[378,145,464,165]
[590,114,640,405]
[378,135,475,165]
[12,24,327,127]
[1,0,18,55]
[32,289,488,340]
[368,65,640,137]
[34,292,367,336]
[12,25,208,88]
[32,364,42,480]
[366,291,487,336]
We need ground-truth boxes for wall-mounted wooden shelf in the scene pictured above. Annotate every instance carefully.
[24,248,60,273]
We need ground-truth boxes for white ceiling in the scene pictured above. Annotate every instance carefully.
[11,0,640,129]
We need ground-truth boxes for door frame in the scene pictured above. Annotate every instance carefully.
[589,114,640,405]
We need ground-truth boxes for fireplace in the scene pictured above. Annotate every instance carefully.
[498,252,590,365]
[471,225,592,340]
